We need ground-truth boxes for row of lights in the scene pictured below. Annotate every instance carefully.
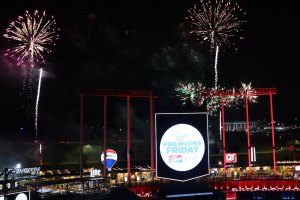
[215,186,300,192]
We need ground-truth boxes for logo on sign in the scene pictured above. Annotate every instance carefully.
[169,155,182,163]
[225,153,237,163]
[159,123,205,172]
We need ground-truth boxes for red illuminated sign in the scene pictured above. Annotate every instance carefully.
[225,153,237,163]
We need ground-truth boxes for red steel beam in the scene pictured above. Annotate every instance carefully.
[127,96,131,184]
[270,94,276,176]
[245,95,252,175]
[199,88,277,97]
[80,94,84,178]
[80,89,153,97]
[79,89,155,181]
[150,96,155,180]
[221,96,226,176]
[103,96,107,179]
[200,87,277,176]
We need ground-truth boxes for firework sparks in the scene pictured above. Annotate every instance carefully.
[186,0,245,88]
[3,10,59,141]
[3,10,60,66]
[35,68,43,140]
[175,82,258,115]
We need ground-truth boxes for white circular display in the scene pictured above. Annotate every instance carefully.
[15,193,28,200]
[160,123,205,171]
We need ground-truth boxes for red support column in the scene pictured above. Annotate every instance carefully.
[245,95,252,175]
[270,93,276,175]
[103,96,107,178]
[80,94,84,178]
[127,96,131,183]
[78,89,154,183]
[150,96,155,181]
[221,96,226,176]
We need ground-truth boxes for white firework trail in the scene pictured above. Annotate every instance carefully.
[214,45,219,88]
[35,68,43,141]
[186,0,245,88]
[3,10,60,142]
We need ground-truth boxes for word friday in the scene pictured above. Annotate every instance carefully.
[163,141,201,154]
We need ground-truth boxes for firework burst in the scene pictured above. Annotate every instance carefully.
[3,10,60,141]
[3,10,60,66]
[185,0,245,88]
[175,82,258,115]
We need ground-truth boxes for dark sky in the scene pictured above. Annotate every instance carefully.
[0,0,299,141]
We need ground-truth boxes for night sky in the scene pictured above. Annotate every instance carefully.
[0,0,299,142]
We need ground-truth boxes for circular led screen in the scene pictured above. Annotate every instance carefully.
[159,123,205,171]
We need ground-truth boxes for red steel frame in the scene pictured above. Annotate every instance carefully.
[79,89,155,183]
[201,88,277,176]
[79,88,276,181]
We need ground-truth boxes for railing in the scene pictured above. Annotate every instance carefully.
[196,175,300,192]
[198,174,299,182]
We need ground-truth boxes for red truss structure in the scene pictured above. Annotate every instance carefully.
[79,87,277,181]
[79,89,155,182]
[199,87,277,175]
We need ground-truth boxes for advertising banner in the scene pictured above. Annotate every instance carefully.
[7,167,40,180]
[225,153,237,163]
[155,112,209,181]
[0,191,30,200]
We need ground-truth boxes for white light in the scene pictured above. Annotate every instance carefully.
[15,192,28,200]
[90,169,101,177]
[16,163,21,168]
[251,146,256,162]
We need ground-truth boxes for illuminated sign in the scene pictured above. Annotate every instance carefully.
[15,193,27,200]
[155,112,209,181]
[0,191,29,200]
[7,167,40,180]
[251,145,256,163]
[225,153,237,163]
[90,169,101,177]
[160,124,205,171]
